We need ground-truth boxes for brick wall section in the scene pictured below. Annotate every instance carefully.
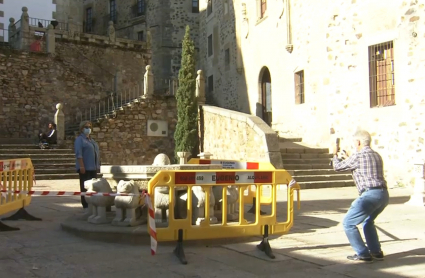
[65,96,177,165]
[0,40,148,138]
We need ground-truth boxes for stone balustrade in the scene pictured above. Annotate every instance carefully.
[8,7,150,54]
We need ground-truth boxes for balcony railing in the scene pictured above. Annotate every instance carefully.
[154,78,179,96]
[29,17,68,30]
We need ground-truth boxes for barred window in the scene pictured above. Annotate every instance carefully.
[294,70,304,104]
[208,35,213,57]
[369,41,395,107]
[192,0,199,13]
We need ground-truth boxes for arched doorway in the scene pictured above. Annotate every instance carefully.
[259,67,272,126]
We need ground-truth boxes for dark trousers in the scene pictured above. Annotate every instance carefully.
[39,133,56,144]
[78,170,97,208]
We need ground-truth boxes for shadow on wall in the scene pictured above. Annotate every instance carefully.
[200,1,250,114]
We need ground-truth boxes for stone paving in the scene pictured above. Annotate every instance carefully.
[0,179,424,278]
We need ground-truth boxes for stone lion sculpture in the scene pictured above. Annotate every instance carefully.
[152,154,172,222]
[212,186,239,221]
[84,178,115,224]
[112,180,146,227]
[191,186,217,226]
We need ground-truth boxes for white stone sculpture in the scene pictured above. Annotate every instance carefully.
[212,185,239,221]
[143,65,153,98]
[152,153,171,166]
[196,70,206,104]
[112,180,146,227]
[107,21,116,43]
[152,154,172,222]
[191,186,217,226]
[84,178,115,224]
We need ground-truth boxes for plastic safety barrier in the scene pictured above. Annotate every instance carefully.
[0,158,41,232]
[188,158,276,210]
[148,169,301,264]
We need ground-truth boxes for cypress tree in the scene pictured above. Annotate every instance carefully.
[174,25,198,160]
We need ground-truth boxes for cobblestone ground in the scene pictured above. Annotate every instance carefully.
[0,180,424,278]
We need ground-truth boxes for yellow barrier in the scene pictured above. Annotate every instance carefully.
[187,158,276,208]
[0,158,39,232]
[148,169,301,264]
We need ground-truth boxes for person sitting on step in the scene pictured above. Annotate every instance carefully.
[39,122,57,148]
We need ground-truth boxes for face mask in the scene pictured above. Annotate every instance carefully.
[83,128,91,135]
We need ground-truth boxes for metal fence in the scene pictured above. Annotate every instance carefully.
[28,17,68,30]
[154,78,179,96]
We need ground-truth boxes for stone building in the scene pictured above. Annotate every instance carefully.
[198,0,425,186]
[54,0,200,80]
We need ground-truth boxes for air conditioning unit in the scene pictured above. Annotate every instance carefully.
[147,120,168,137]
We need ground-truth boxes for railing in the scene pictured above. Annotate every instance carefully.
[13,19,22,31]
[65,84,143,136]
[28,17,68,30]
[154,78,179,96]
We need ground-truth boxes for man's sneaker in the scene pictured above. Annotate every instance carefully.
[371,251,384,261]
[347,254,373,263]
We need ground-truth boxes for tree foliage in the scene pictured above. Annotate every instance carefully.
[174,25,198,160]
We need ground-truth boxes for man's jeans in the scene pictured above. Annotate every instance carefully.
[343,188,389,257]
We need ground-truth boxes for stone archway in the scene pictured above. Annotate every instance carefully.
[258,67,272,126]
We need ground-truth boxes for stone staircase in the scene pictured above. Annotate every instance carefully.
[0,141,77,180]
[279,137,354,189]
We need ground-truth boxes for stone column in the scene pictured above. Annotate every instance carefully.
[54,103,65,141]
[8,18,17,48]
[196,70,206,105]
[285,0,293,53]
[177,152,191,165]
[19,7,30,51]
[46,24,55,54]
[405,161,425,206]
[143,65,154,98]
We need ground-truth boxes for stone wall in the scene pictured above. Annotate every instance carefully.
[0,37,148,138]
[201,0,425,187]
[201,106,282,168]
[80,96,177,165]
[198,0,247,111]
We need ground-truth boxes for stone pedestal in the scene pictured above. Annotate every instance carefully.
[198,152,213,159]
[101,164,223,224]
[177,152,191,165]
[54,103,65,141]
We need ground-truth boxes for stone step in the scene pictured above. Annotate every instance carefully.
[0,138,34,144]
[280,147,329,154]
[34,163,75,169]
[0,154,75,159]
[297,180,355,189]
[293,174,352,182]
[0,144,40,149]
[279,137,302,143]
[281,153,333,159]
[282,158,332,165]
[0,149,73,154]
[34,168,76,174]
[35,173,80,180]
[29,158,75,164]
[283,164,333,170]
[290,169,349,176]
